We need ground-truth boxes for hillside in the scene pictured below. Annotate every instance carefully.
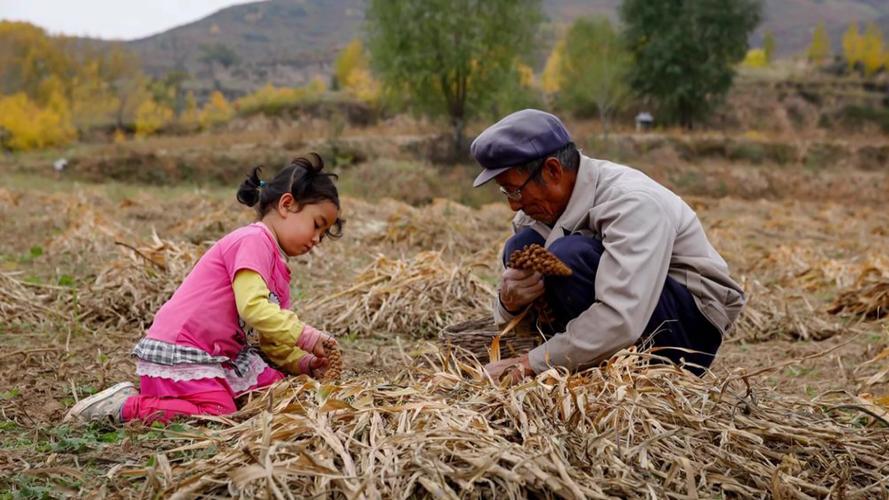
[117,0,889,96]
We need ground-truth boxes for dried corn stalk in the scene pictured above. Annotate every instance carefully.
[829,270,889,319]
[440,317,540,363]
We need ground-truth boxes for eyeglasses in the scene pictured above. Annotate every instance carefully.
[498,162,543,201]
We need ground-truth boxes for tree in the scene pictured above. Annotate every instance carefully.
[763,30,776,62]
[843,23,865,71]
[134,98,173,137]
[179,91,200,130]
[366,0,543,155]
[862,22,885,76]
[199,43,239,69]
[200,90,234,129]
[621,0,762,129]
[334,39,380,103]
[557,17,631,138]
[0,92,75,150]
[541,39,565,94]
[0,22,72,98]
[200,43,238,91]
[808,22,831,64]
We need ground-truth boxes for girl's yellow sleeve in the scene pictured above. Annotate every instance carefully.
[232,269,308,374]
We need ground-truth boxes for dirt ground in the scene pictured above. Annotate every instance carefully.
[1,131,888,496]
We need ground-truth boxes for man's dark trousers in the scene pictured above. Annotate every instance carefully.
[504,227,722,375]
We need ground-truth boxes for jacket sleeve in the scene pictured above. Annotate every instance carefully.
[493,214,542,326]
[528,191,677,373]
[233,269,312,374]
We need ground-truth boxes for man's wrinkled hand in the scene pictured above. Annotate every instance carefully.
[484,354,534,385]
[499,267,544,313]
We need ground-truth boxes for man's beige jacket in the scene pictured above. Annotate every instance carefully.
[494,155,745,373]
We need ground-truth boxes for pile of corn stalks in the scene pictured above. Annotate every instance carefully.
[119,347,889,498]
[368,199,510,256]
[830,268,889,320]
[303,251,494,338]
[80,233,206,329]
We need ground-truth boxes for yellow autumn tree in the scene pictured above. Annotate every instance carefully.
[69,58,121,130]
[808,22,831,64]
[542,38,566,94]
[0,21,143,147]
[200,90,234,129]
[134,98,173,137]
[306,76,327,95]
[742,48,768,68]
[862,22,885,75]
[0,92,75,150]
[0,22,72,99]
[515,62,534,88]
[843,22,865,70]
[178,91,200,130]
[334,39,379,102]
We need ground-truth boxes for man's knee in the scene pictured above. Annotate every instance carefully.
[503,227,546,266]
[548,234,604,272]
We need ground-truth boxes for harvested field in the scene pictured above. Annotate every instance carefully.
[2,145,889,497]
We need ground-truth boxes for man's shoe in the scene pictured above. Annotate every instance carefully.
[64,382,137,423]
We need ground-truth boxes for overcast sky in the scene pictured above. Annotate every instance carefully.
[0,0,258,40]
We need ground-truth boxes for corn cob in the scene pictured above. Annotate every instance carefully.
[508,244,572,276]
[507,244,572,325]
[322,338,343,381]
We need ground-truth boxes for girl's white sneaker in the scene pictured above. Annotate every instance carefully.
[63,382,137,423]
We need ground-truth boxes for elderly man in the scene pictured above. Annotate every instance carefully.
[472,109,744,380]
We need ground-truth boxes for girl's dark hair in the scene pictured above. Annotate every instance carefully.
[236,152,344,239]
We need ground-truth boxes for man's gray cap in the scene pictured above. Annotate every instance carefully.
[471,109,571,187]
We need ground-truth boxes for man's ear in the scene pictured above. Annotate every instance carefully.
[542,156,563,182]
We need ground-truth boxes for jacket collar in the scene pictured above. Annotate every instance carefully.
[541,154,600,247]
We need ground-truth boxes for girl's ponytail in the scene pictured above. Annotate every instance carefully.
[290,152,324,175]
[236,166,264,207]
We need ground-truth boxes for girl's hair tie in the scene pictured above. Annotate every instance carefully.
[258,180,266,188]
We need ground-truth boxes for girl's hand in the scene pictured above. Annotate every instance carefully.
[309,355,328,378]
[296,353,328,378]
[297,324,336,358]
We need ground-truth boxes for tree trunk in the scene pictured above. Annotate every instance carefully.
[598,104,610,141]
[451,116,465,162]
[679,101,694,130]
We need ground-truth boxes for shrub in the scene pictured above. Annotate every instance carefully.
[0,92,75,151]
[200,91,235,129]
[236,84,322,117]
[833,105,889,133]
[134,99,174,137]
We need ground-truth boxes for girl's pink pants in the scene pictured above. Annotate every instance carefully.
[120,367,285,424]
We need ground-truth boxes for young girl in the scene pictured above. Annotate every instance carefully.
[65,153,343,424]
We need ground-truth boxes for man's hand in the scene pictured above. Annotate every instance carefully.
[499,267,544,313]
[484,353,534,385]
